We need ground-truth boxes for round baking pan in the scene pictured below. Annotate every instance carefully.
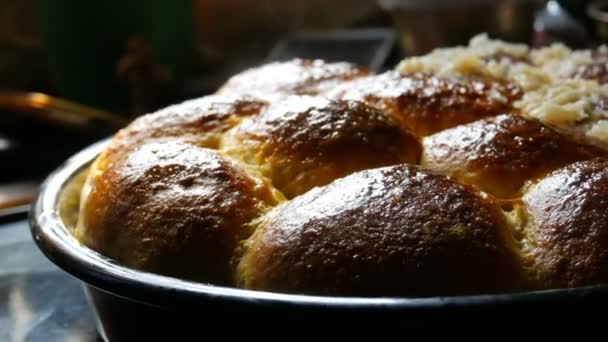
[29,140,608,340]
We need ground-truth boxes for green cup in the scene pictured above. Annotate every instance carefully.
[32,0,192,113]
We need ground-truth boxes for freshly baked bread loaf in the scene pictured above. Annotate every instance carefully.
[221,96,421,198]
[422,114,606,198]
[76,141,282,284]
[72,35,608,297]
[328,70,522,136]
[89,95,268,174]
[522,159,608,289]
[218,58,370,99]
[238,164,525,296]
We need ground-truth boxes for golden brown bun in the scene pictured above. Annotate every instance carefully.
[74,35,608,297]
[422,114,606,198]
[522,159,608,289]
[76,140,282,284]
[93,95,267,173]
[218,58,370,98]
[237,164,525,297]
[328,71,522,136]
[221,96,421,198]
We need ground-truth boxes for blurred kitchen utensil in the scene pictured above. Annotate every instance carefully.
[587,0,608,42]
[0,181,36,221]
[0,181,37,209]
[379,0,539,55]
[266,28,396,71]
[0,92,126,217]
[534,0,592,48]
[0,92,127,135]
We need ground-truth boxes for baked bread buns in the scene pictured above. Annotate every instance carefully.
[218,58,370,99]
[76,141,282,284]
[221,96,421,198]
[422,114,606,198]
[72,34,608,297]
[327,70,522,136]
[522,159,608,289]
[237,164,525,296]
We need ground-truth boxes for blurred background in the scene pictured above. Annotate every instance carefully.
[1,0,608,216]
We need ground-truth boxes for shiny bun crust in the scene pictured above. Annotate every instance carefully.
[422,114,606,198]
[221,96,421,198]
[76,141,281,284]
[522,159,608,289]
[328,71,522,136]
[75,44,608,298]
[238,164,525,297]
[218,58,370,99]
[91,95,268,173]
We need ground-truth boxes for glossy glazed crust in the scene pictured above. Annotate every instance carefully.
[422,114,606,198]
[94,95,267,171]
[522,159,608,288]
[328,71,522,136]
[221,96,421,198]
[217,58,370,98]
[238,165,525,297]
[81,94,272,239]
[77,141,281,285]
[76,42,608,296]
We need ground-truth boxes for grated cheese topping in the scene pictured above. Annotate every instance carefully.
[396,33,608,147]
[532,44,593,79]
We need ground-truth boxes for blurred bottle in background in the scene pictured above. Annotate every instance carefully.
[378,0,540,56]
[0,0,49,93]
[31,0,192,116]
[534,0,594,48]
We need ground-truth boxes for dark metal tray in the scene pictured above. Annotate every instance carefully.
[29,140,608,340]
